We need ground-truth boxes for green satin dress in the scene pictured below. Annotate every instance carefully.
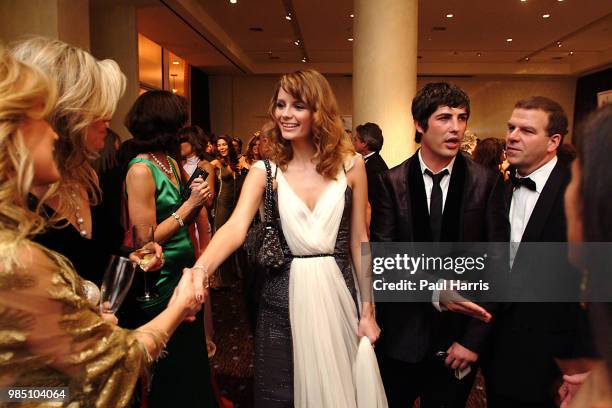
[126,157,217,408]
[127,157,194,313]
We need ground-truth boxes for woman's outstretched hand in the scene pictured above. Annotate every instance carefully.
[184,265,209,304]
[169,268,204,322]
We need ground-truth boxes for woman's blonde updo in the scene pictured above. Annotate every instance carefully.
[11,37,126,224]
[0,46,57,266]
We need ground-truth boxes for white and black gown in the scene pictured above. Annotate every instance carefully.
[252,158,387,408]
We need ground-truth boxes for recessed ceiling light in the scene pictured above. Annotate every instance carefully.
[350,13,354,18]
[229,0,237,3]
[294,40,300,45]
[506,38,513,42]
[301,57,307,63]
[520,0,527,2]
[348,38,354,42]
[542,14,550,18]
[569,51,574,55]
[558,0,563,2]
[285,14,292,20]
[525,57,530,61]
[477,52,482,56]
[446,13,454,18]
[172,61,180,65]
[557,41,563,47]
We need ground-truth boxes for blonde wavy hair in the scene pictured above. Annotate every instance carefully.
[11,37,126,225]
[0,46,57,268]
[260,70,354,179]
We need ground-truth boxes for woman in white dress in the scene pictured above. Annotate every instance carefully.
[187,69,387,407]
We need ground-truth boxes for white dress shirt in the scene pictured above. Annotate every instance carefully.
[509,156,557,267]
[418,149,455,214]
[363,151,376,163]
[183,155,200,177]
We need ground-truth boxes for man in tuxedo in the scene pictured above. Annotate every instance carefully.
[482,96,595,407]
[353,122,389,203]
[371,82,505,407]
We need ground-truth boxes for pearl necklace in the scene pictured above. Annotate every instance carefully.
[149,153,173,175]
[70,188,88,237]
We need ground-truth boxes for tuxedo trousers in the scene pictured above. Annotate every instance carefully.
[377,352,476,408]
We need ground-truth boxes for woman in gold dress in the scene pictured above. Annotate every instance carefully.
[0,47,202,407]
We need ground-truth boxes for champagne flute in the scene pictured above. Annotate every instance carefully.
[100,255,135,314]
[132,224,159,302]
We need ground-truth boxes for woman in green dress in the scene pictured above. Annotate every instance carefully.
[124,90,217,407]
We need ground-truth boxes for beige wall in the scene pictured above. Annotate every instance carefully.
[0,0,89,50]
[209,74,577,146]
[417,76,577,142]
[209,74,353,142]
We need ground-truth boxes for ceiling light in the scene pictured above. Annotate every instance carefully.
[558,0,563,2]
[294,40,300,45]
[348,38,354,42]
[506,38,513,42]
[446,13,454,18]
[172,61,180,65]
[557,41,562,47]
[520,0,527,2]
[350,13,354,18]
[542,14,550,18]
[301,57,307,63]
[525,57,530,61]
[477,52,482,56]
[229,0,237,3]
[569,51,574,55]
[285,13,292,20]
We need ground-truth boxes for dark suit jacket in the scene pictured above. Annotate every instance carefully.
[365,151,388,203]
[482,159,596,403]
[371,150,506,363]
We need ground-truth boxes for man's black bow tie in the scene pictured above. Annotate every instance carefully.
[510,173,537,191]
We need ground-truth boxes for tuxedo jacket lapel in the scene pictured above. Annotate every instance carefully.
[441,153,465,242]
[520,161,565,243]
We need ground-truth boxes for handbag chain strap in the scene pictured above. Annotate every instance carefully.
[263,160,274,226]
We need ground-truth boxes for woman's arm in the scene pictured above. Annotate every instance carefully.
[1,243,201,379]
[346,155,380,343]
[191,166,267,300]
[126,162,209,244]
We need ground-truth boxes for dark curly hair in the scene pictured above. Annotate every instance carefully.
[124,90,187,155]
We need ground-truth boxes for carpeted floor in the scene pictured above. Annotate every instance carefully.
[210,286,487,408]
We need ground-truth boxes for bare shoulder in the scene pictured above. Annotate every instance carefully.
[126,161,152,179]
[345,153,366,186]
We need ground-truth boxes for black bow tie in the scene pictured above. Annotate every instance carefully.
[510,173,537,191]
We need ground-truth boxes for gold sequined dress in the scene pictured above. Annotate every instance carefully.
[0,232,148,408]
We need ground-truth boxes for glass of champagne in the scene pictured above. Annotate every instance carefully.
[132,224,159,302]
[100,255,135,314]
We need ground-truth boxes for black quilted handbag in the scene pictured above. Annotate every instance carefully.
[244,160,285,269]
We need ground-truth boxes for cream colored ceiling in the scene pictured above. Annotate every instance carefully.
[137,0,612,76]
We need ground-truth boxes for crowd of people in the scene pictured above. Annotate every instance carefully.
[0,36,610,408]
